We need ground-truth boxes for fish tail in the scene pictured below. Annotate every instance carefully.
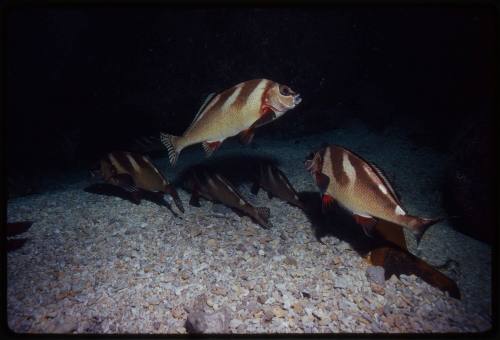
[409,216,444,245]
[255,206,272,228]
[160,132,180,166]
[168,186,185,213]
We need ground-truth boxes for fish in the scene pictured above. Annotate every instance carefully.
[96,151,184,213]
[160,79,302,166]
[250,161,305,209]
[369,246,461,299]
[184,168,272,229]
[304,144,443,244]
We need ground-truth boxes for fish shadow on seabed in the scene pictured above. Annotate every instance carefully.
[172,153,280,187]
[298,191,389,257]
[84,183,181,218]
[298,191,461,299]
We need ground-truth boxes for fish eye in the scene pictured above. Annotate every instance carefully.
[279,85,292,96]
[305,152,314,161]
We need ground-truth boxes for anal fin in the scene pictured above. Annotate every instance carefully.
[353,214,378,237]
[112,174,141,204]
[239,128,255,145]
[202,141,222,157]
[189,191,201,207]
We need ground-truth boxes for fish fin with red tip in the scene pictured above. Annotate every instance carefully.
[202,141,222,157]
[239,128,255,145]
[353,214,378,237]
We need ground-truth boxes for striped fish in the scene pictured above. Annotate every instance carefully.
[160,79,301,166]
[184,168,272,229]
[98,151,184,213]
[305,144,443,244]
[251,162,305,209]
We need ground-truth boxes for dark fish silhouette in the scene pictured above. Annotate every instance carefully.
[251,162,305,209]
[95,151,184,213]
[185,168,272,229]
[369,245,461,299]
[6,221,33,252]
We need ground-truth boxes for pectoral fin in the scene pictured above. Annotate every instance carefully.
[315,173,330,194]
[353,214,378,237]
[113,174,137,191]
[111,174,141,204]
[321,194,335,212]
[254,109,276,128]
[239,128,255,145]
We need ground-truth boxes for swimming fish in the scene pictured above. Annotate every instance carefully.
[97,151,184,213]
[251,162,305,209]
[160,79,302,166]
[184,168,272,229]
[304,144,442,244]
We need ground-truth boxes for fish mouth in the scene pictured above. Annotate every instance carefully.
[293,94,302,106]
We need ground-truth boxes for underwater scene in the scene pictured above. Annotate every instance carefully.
[5,5,497,335]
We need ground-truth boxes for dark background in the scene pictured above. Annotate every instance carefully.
[5,4,497,183]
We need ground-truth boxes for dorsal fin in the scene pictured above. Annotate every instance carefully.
[185,92,217,133]
[370,162,401,204]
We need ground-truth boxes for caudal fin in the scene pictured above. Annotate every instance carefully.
[160,133,180,166]
[255,206,272,229]
[412,217,445,245]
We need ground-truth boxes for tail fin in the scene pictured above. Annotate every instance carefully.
[412,217,445,245]
[167,186,185,213]
[255,206,272,229]
[160,133,180,166]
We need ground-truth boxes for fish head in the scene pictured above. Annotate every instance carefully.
[265,83,302,119]
[304,150,323,175]
[99,157,117,182]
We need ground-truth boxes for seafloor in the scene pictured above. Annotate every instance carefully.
[7,120,492,333]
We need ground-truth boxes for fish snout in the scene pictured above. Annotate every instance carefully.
[293,94,302,106]
[304,152,315,170]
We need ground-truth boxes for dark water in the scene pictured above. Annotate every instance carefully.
[5,6,497,245]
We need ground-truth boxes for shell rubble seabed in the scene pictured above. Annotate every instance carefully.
[7,123,491,334]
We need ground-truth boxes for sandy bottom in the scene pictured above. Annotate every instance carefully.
[7,120,491,333]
